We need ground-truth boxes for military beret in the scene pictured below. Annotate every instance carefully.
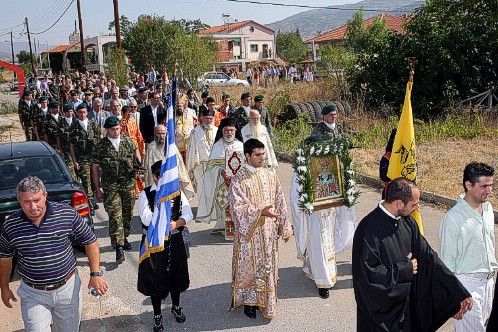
[39,96,48,102]
[201,91,209,98]
[48,100,60,108]
[241,92,251,100]
[200,108,215,117]
[76,102,88,111]
[138,87,148,93]
[254,94,264,102]
[70,90,78,96]
[63,104,73,112]
[103,116,121,129]
[22,90,31,97]
[321,103,337,115]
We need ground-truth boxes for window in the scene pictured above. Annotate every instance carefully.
[0,156,66,190]
[250,44,259,53]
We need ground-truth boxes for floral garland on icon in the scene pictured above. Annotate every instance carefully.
[292,136,359,213]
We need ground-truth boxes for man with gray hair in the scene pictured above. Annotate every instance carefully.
[0,176,108,331]
[89,98,109,134]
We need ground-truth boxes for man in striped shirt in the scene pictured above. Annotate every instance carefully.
[0,176,108,331]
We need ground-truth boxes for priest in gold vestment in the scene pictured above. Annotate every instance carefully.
[228,138,293,319]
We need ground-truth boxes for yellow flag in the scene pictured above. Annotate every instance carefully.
[386,81,424,234]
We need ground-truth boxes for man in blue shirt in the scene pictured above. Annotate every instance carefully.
[0,176,108,331]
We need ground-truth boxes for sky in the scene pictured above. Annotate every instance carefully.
[0,0,362,49]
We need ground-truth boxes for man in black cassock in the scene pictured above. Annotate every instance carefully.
[352,178,473,331]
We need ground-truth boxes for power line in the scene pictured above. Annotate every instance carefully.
[0,22,24,34]
[29,0,69,22]
[32,0,76,35]
[29,0,73,31]
[222,0,410,13]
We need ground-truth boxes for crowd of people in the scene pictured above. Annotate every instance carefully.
[0,67,498,332]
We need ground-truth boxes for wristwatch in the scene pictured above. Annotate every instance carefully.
[90,270,104,277]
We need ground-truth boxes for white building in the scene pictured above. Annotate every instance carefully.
[198,20,276,70]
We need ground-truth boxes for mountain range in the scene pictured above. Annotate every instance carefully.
[267,0,425,40]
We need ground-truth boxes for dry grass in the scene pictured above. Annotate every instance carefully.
[352,138,498,207]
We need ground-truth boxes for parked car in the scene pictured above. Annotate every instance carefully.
[0,141,93,228]
[197,72,250,89]
[9,77,18,91]
[0,142,94,279]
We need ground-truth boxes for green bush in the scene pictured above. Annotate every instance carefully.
[273,113,312,155]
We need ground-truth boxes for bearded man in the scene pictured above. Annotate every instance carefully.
[196,118,244,240]
[186,108,217,196]
[241,109,278,169]
[144,124,194,200]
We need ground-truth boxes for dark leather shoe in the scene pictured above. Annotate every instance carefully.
[171,306,186,323]
[116,246,125,264]
[92,202,99,210]
[318,288,329,299]
[243,305,257,319]
[153,314,164,331]
[123,238,132,251]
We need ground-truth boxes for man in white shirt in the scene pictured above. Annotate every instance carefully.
[440,162,498,331]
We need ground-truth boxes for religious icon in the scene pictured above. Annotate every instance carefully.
[225,150,245,177]
[310,155,344,210]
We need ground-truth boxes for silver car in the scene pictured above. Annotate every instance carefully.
[198,72,249,89]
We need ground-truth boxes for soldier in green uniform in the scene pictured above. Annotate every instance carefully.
[59,105,77,178]
[230,92,251,132]
[253,94,273,137]
[305,103,343,143]
[69,103,101,212]
[91,116,141,263]
[18,90,35,141]
[43,100,62,152]
[31,96,49,141]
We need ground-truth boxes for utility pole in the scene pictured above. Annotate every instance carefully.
[112,0,121,48]
[76,0,86,69]
[10,31,16,78]
[10,31,15,64]
[25,17,35,74]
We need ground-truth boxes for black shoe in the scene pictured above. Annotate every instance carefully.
[243,305,257,319]
[153,314,164,331]
[123,238,132,251]
[91,201,99,210]
[318,288,329,299]
[171,306,186,323]
[116,246,125,264]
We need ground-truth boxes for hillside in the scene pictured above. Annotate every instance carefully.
[267,0,424,39]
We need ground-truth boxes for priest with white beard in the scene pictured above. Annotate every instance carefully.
[186,108,217,195]
[241,109,278,169]
[196,117,244,240]
[144,124,194,200]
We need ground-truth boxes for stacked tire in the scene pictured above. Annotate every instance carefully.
[280,100,351,123]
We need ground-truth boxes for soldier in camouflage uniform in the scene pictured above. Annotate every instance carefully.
[91,116,140,263]
[31,96,49,141]
[18,90,35,141]
[305,103,343,143]
[43,100,62,152]
[59,105,77,178]
[69,103,101,211]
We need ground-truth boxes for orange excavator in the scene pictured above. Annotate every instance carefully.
[0,59,26,97]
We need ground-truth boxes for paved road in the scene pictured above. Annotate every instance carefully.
[3,161,496,331]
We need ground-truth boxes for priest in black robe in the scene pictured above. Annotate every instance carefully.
[352,177,472,331]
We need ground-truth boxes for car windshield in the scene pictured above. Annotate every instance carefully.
[0,156,66,190]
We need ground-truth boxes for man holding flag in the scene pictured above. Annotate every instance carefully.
[136,79,192,331]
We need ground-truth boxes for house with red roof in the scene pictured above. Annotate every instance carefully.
[198,20,276,71]
[305,13,409,54]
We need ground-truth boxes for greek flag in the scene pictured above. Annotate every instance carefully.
[139,78,180,263]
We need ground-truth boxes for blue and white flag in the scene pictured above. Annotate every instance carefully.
[139,78,179,263]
